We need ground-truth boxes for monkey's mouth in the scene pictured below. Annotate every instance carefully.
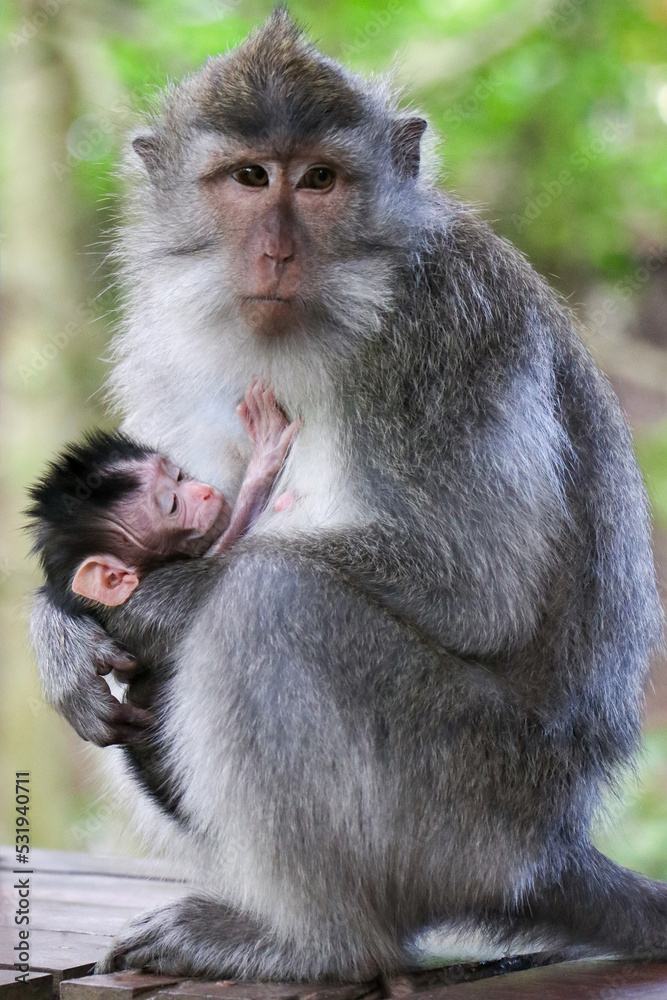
[244,295,294,306]
[241,295,305,336]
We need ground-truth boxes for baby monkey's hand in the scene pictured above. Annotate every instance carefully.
[237,381,300,480]
[209,383,300,554]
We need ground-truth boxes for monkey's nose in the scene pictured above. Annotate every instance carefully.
[263,244,294,266]
[190,483,215,501]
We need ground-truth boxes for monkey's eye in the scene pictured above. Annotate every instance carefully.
[298,166,335,191]
[170,495,178,515]
[176,470,184,482]
[233,165,269,187]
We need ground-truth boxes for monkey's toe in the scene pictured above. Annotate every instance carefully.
[97,907,184,975]
[97,899,239,978]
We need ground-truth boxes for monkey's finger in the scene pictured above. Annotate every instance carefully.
[100,724,155,747]
[242,389,254,419]
[103,703,157,746]
[95,656,137,677]
[261,386,281,428]
[237,401,255,438]
[109,657,142,679]
[71,676,140,746]
[245,381,263,415]
[267,395,289,434]
[279,421,301,452]
[111,702,156,726]
[261,384,277,408]
[245,383,263,425]
[94,638,137,676]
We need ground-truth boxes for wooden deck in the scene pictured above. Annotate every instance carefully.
[2,847,667,999]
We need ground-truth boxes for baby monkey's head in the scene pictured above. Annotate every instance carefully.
[26,431,231,609]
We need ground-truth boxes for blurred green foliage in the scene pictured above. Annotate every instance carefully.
[42,1,667,280]
[1,0,666,880]
[597,732,667,880]
[637,424,667,527]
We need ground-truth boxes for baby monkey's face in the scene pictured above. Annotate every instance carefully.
[70,455,231,608]
[120,455,232,560]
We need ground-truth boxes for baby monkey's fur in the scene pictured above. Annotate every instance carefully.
[29,9,666,980]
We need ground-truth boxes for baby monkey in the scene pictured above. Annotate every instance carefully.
[27,383,298,612]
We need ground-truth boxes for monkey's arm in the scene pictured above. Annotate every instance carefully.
[271,513,550,661]
[209,463,281,553]
[29,589,155,746]
[29,558,226,746]
[209,385,300,553]
[278,420,568,659]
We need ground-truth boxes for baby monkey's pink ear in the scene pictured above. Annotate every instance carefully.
[71,555,140,607]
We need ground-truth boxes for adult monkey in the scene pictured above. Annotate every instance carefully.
[30,9,667,980]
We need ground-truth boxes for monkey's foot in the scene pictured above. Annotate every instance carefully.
[97,896,297,980]
[97,894,392,980]
[98,898,230,977]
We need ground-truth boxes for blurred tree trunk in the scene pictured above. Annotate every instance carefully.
[1,0,117,849]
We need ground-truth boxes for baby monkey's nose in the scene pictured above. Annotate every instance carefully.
[190,482,215,501]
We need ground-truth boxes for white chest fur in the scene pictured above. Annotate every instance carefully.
[122,391,362,535]
[255,419,361,534]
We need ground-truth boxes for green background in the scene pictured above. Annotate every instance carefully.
[1,0,666,875]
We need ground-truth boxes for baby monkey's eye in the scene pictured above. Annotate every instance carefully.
[176,470,184,481]
[170,495,178,515]
[298,166,335,190]
[233,165,269,187]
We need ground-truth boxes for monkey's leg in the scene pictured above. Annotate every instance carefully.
[496,847,667,960]
[98,896,328,979]
[101,549,423,980]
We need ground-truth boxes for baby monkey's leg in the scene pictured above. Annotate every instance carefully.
[210,383,299,552]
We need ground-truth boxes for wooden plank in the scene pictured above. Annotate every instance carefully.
[61,973,182,1000]
[412,958,667,997]
[0,928,110,984]
[27,872,187,910]
[0,971,52,1000]
[300,988,381,1000]
[0,848,177,882]
[0,848,189,990]
[26,899,150,936]
[0,963,95,993]
[382,955,552,994]
[158,980,379,1000]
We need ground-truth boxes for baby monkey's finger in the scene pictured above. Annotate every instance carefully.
[279,419,302,452]
[237,400,251,431]
[260,384,277,410]
[246,381,266,425]
[238,400,259,445]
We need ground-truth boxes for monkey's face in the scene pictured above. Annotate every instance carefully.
[196,145,364,338]
[124,18,429,365]
[115,456,232,561]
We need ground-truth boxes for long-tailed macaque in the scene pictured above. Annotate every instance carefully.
[29,10,666,981]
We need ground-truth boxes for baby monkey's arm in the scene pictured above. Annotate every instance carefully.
[209,383,299,554]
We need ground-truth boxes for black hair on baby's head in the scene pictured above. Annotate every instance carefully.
[25,430,153,612]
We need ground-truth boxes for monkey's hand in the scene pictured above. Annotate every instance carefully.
[237,381,300,480]
[208,384,300,553]
[29,589,155,746]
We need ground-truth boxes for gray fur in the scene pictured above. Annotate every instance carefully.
[30,10,665,980]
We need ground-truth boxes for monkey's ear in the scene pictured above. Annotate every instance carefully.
[131,133,162,173]
[71,555,140,607]
[390,117,427,180]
